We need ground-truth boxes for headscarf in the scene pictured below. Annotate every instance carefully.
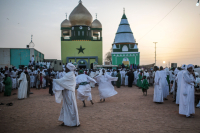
[67,63,75,71]
[187,64,194,70]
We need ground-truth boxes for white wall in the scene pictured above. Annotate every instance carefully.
[0,48,11,68]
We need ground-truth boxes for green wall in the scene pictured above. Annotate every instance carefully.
[112,53,140,65]
[10,49,30,68]
[61,41,103,65]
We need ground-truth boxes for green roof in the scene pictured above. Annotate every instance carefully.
[122,14,127,19]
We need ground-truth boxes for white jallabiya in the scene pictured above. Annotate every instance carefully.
[53,63,80,127]
[179,64,196,117]
[160,70,169,99]
[176,64,187,104]
[76,74,96,101]
[89,71,97,88]
[18,72,27,99]
[153,71,163,103]
[94,70,118,99]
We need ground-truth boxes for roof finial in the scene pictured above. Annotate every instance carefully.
[65,13,67,18]
[96,13,97,19]
[79,0,82,3]
[31,35,33,42]
[123,8,125,14]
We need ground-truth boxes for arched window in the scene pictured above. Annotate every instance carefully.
[122,45,128,51]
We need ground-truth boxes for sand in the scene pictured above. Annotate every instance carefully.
[0,86,200,133]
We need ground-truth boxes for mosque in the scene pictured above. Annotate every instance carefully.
[60,0,102,69]
[111,11,140,67]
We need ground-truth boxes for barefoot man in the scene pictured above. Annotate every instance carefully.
[52,63,80,127]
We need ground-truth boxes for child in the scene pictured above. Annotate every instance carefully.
[141,76,149,96]
[137,71,143,88]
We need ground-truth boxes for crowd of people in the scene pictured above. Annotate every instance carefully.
[1,62,200,126]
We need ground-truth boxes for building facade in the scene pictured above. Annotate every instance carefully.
[61,0,103,69]
[0,48,44,68]
[112,12,140,66]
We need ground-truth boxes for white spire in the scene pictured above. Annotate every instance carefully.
[65,13,67,18]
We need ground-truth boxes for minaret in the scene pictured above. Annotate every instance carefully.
[112,9,140,66]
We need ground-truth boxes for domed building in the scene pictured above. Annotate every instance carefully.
[111,11,140,67]
[60,0,103,69]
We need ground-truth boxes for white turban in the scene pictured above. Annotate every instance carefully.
[67,63,75,71]
[187,64,194,69]
[195,72,199,77]
[181,64,187,70]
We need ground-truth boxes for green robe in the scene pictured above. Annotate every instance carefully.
[137,74,143,88]
[116,73,121,88]
[166,75,170,91]
[141,79,149,92]
[4,77,12,96]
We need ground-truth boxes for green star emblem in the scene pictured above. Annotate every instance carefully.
[76,45,85,54]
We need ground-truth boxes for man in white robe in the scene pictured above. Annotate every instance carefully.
[29,70,35,88]
[120,70,125,86]
[52,63,80,127]
[133,70,138,85]
[11,68,18,89]
[76,70,96,107]
[179,64,196,118]
[89,70,96,88]
[18,71,28,99]
[94,69,118,102]
[31,55,34,65]
[158,67,169,100]
[153,66,163,103]
[125,70,129,86]
[176,65,187,104]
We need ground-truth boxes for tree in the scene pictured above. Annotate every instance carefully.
[105,48,112,62]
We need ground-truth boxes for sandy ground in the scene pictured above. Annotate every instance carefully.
[0,86,200,133]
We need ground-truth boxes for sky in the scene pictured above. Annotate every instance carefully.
[0,0,200,67]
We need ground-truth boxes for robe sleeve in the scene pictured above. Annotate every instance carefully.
[94,75,101,83]
[182,71,195,95]
[107,74,118,82]
[87,76,97,83]
[183,71,196,84]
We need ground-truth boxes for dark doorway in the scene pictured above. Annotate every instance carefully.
[79,65,86,69]
[90,63,93,69]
